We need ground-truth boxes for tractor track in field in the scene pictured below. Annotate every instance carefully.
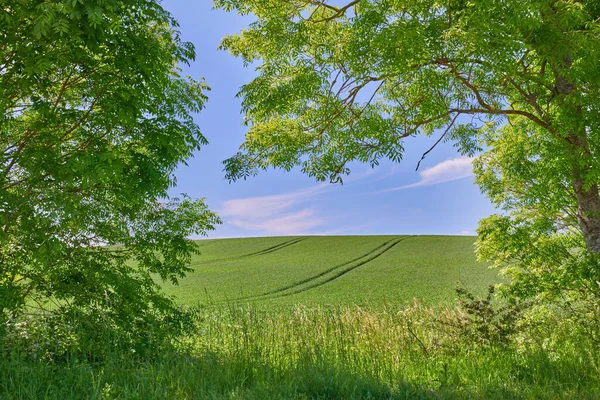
[188,237,307,266]
[226,235,414,303]
[273,235,414,298]
[241,237,307,258]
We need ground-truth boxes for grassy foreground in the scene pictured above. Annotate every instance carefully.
[3,236,599,399]
[2,302,599,399]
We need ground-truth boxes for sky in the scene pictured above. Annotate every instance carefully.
[162,0,496,238]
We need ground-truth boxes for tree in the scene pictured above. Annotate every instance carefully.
[0,0,220,348]
[217,0,600,303]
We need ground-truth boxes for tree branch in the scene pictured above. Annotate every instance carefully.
[416,112,460,171]
[308,0,362,22]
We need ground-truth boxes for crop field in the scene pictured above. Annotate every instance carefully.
[162,235,500,307]
[7,236,599,400]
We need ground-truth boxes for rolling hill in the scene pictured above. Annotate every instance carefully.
[162,235,500,307]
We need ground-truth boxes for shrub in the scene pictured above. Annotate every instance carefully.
[454,285,524,346]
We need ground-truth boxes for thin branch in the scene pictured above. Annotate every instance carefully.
[305,0,341,13]
[406,321,429,356]
[309,0,362,22]
[53,70,74,111]
[448,107,560,137]
[416,112,460,171]
[508,78,546,119]
[443,61,493,111]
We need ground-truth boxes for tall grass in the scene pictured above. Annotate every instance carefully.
[2,301,599,399]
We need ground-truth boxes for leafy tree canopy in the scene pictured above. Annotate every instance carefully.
[218,0,600,304]
[1,0,220,347]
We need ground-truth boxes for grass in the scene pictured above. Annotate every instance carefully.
[3,302,599,399]
[3,235,599,399]
[163,235,500,307]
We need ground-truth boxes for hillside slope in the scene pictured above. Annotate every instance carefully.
[162,235,500,307]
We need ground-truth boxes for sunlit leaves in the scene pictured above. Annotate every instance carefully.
[219,0,600,305]
[219,0,600,181]
[0,0,220,339]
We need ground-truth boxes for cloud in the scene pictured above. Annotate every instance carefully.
[341,168,378,183]
[219,168,383,236]
[230,209,322,235]
[308,223,376,236]
[220,185,329,235]
[381,156,475,192]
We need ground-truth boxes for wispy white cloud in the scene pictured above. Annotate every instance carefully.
[380,156,475,192]
[219,168,383,236]
[309,223,376,236]
[220,185,329,235]
[341,168,378,183]
[230,209,322,235]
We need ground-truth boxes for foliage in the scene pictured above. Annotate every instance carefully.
[3,303,197,362]
[0,0,220,344]
[474,126,600,318]
[217,0,600,308]
[454,285,524,346]
[217,0,598,180]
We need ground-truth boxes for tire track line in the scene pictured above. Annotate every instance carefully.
[187,237,306,266]
[250,237,399,298]
[245,237,307,257]
[274,235,415,298]
[229,236,410,303]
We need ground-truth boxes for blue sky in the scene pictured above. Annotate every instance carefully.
[162,0,496,238]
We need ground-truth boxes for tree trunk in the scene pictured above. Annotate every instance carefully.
[573,178,600,253]
[569,134,600,253]
[555,55,600,253]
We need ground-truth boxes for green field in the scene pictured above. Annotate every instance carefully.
[163,235,500,307]
[6,235,600,399]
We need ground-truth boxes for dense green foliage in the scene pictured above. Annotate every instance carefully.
[161,235,499,307]
[0,0,220,346]
[3,302,599,399]
[217,0,600,316]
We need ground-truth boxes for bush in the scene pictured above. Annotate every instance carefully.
[2,304,197,363]
[454,285,524,346]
